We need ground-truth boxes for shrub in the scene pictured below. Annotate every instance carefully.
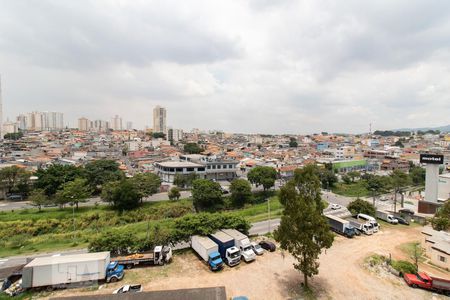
[391,260,417,276]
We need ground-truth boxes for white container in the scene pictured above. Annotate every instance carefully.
[191,236,219,262]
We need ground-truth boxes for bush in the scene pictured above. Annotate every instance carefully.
[391,260,417,276]
[347,198,376,217]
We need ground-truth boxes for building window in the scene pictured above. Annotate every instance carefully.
[176,168,183,172]
[207,166,211,169]
[229,164,233,168]
[198,167,205,171]
[439,255,447,262]
[217,165,221,169]
[213,165,216,169]
[187,168,194,172]
[223,165,227,169]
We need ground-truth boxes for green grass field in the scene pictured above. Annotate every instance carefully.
[331,181,370,197]
[0,195,283,257]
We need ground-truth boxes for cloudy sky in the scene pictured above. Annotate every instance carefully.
[1,0,450,134]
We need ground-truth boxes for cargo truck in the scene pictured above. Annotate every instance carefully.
[325,215,356,238]
[404,272,450,296]
[346,217,373,235]
[221,229,256,262]
[191,236,224,271]
[21,252,124,289]
[208,231,241,267]
[375,210,398,224]
[112,246,172,269]
[357,213,380,232]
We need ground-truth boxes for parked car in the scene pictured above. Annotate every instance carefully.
[250,242,264,255]
[259,241,276,252]
[113,284,143,294]
[330,203,341,210]
[394,216,410,225]
[6,194,23,201]
[398,208,415,216]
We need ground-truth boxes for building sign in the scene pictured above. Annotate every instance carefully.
[420,154,444,164]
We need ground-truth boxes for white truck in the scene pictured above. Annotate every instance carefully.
[346,217,373,235]
[191,236,223,271]
[221,229,256,262]
[21,252,124,289]
[375,210,398,224]
[357,213,380,232]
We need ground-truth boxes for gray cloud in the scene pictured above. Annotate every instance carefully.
[1,0,450,133]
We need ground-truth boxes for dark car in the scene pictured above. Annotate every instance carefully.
[259,241,276,252]
[398,208,414,216]
[394,216,410,225]
[6,194,23,201]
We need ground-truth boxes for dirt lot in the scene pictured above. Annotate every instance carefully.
[49,225,448,299]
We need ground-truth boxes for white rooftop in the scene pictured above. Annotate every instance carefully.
[25,252,110,267]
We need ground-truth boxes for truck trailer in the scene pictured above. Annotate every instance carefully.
[346,217,373,235]
[208,231,241,267]
[325,215,356,238]
[221,229,256,262]
[404,272,450,296]
[21,252,124,289]
[375,210,398,224]
[112,246,172,269]
[191,236,223,271]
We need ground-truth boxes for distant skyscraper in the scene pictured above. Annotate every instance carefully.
[112,115,122,131]
[126,121,133,130]
[25,111,64,131]
[153,105,167,134]
[16,114,27,130]
[0,76,3,140]
[78,117,90,131]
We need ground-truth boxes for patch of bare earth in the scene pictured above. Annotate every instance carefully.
[51,226,449,300]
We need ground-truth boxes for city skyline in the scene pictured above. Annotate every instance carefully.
[2,1,450,134]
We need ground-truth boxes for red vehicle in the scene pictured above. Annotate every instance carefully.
[403,272,450,296]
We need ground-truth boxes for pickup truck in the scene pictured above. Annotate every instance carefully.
[403,272,450,296]
[112,246,172,269]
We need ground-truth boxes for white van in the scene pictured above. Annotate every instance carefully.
[357,213,380,232]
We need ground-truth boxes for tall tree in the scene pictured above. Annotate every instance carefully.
[34,164,83,196]
[130,173,161,203]
[83,160,124,192]
[168,186,181,200]
[59,178,92,209]
[230,179,252,207]
[191,179,223,210]
[28,189,49,212]
[101,180,140,211]
[347,198,376,216]
[365,175,387,206]
[0,166,31,195]
[183,143,202,154]
[247,166,277,191]
[390,170,410,212]
[274,166,334,288]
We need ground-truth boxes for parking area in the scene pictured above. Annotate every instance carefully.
[48,225,449,300]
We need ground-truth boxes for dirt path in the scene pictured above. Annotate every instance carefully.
[53,225,449,299]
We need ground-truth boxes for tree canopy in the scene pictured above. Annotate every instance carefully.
[0,166,31,196]
[28,189,49,212]
[247,166,277,191]
[347,198,376,217]
[275,165,334,288]
[57,178,92,209]
[101,180,141,211]
[168,186,181,201]
[432,201,450,231]
[83,160,124,192]
[230,178,252,207]
[183,143,203,154]
[34,164,83,197]
[191,179,223,210]
[129,173,161,202]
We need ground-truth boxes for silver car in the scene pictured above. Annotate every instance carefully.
[251,242,264,255]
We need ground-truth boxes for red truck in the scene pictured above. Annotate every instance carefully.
[403,272,450,296]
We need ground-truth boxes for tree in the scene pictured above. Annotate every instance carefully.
[390,170,410,212]
[247,166,277,191]
[0,166,31,196]
[105,180,141,211]
[4,132,23,140]
[34,165,83,197]
[289,138,298,148]
[317,168,337,190]
[347,198,376,217]
[342,174,352,184]
[168,187,181,200]
[183,143,202,154]
[365,175,388,206]
[28,189,49,212]
[191,179,223,210]
[431,201,450,231]
[83,160,124,193]
[173,173,198,188]
[347,171,360,183]
[59,178,92,209]
[230,179,252,207]
[409,166,425,186]
[130,173,161,203]
[274,165,334,289]
[152,132,166,139]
